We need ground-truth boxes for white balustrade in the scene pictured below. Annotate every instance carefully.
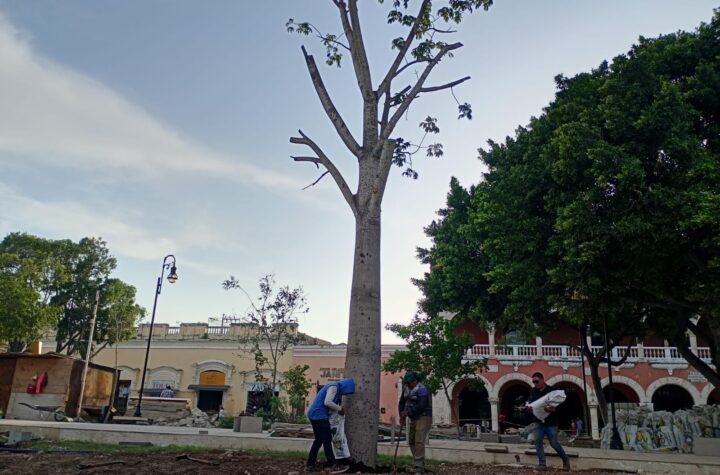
[464,343,713,365]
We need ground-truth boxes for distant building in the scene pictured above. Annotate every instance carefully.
[40,322,328,416]
[293,320,720,440]
[36,319,719,439]
[293,344,406,424]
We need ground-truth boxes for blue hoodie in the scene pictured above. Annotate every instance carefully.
[306,378,356,421]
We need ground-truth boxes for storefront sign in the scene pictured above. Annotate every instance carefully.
[248,383,279,392]
[199,371,225,385]
[320,368,344,379]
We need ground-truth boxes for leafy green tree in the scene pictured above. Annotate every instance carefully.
[287,1,492,463]
[52,237,116,355]
[0,233,68,351]
[283,364,313,416]
[0,265,62,352]
[532,14,720,390]
[0,233,144,356]
[383,313,485,438]
[417,11,720,421]
[83,278,146,358]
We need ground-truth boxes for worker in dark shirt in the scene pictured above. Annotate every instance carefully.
[398,371,432,474]
[527,372,570,471]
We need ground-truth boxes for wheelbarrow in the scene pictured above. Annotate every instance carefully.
[18,402,71,422]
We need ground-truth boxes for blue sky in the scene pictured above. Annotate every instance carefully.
[0,1,716,344]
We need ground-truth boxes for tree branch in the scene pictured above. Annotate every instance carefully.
[393,58,431,80]
[419,76,471,93]
[377,42,464,154]
[301,46,362,157]
[344,0,375,101]
[377,0,431,97]
[302,171,331,190]
[290,130,358,218]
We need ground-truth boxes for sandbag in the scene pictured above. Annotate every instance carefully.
[526,390,567,422]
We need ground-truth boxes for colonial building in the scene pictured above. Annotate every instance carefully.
[447,320,719,439]
[40,322,328,415]
[292,320,720,440]
[36,319,719,440]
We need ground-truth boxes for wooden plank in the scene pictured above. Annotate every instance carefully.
[80,366,114,409]
[11,357,72,394]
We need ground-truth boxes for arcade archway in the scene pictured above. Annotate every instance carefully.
[453,380,491,427]
[651,384,694,412]
[498,380,532,429]
[553,381,586,431]
[603,383,641,404]
[708,388,720,405]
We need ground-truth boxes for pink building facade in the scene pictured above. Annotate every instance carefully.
[293,344,404,425]
[294,321,720,440]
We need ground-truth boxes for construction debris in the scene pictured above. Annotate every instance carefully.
[600,405,720,453]
[269,422,314,438]
[154,407,213,428]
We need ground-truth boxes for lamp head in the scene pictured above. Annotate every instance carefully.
[167,266,178,284]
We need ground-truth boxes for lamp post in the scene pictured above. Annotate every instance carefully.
[579,326,591,437]
[134,254,178,417]
[602,314,623,450]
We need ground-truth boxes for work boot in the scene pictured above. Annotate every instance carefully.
[536,465,548,471]
[305,465,322,473]
[563,461,571,471]
[328,464,350,474]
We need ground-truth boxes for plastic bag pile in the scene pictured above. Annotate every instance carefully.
[600,405,720,453]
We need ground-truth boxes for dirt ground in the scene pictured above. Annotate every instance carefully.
[0,450,621,474]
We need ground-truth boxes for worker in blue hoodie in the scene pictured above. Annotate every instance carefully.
[305,377,355,474]
[399,371,432,474]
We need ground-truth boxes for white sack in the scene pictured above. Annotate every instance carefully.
[526,390,567,422]
[329,413,351,459]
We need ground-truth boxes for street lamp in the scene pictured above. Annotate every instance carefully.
[602,314,624,450]
[579,325,592,437]
[134,254,178,417]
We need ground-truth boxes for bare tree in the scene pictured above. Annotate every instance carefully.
[287,0,493,466]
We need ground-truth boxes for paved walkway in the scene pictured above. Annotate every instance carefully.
[2,419,719,474]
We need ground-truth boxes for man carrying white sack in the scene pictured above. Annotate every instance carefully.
[526,372,570,471]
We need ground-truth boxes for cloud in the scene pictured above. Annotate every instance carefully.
[0,13,304,190]
[0,182,180,260]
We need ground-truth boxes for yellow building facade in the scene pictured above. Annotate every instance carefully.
[41,322,328,415]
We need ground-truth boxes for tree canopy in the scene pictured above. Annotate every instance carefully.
[0,232,145,356]
[417,11,720,395]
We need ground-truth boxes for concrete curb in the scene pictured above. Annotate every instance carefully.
[2,420,719,474]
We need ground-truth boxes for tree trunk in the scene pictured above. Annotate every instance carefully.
[586,352,608,426]
[344,210,382,468]
[443,383,461,439]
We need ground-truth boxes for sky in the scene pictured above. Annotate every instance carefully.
[0,0,716,344]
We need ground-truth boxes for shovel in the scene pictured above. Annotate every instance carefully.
[391,417,404,473]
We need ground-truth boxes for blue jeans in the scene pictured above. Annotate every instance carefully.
[535,423,569,467]
[307,418,335,466]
